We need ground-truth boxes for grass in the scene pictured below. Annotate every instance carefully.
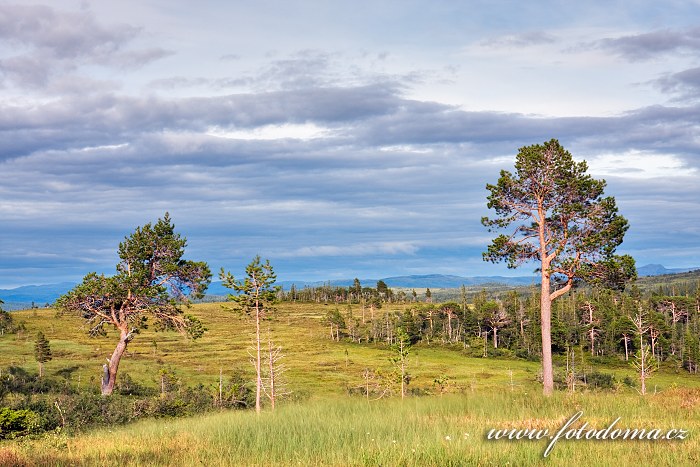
[0,303,550,396]
[4,302,698,396]
[3,302,700,465]
[3,389,700,466]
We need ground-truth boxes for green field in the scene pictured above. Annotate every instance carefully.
[2,302,700,465]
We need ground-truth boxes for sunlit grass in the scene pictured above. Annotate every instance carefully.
[0,303,548,396]
[3,390,700,466]
[4,303,698,398]
[3,302,700,465]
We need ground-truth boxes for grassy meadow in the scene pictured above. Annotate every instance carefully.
[1,301,700,465]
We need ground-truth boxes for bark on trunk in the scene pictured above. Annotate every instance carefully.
[540,273,554,396]
[102,329,130,396]
[255,308,262,414]
[537,201,555,397]
[640,333,647,395]
[268,340,276,410]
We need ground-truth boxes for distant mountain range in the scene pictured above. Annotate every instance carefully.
[635,264,700,276]
[183,274,540,298]
[0,282,76,309]
[1,264,698,310]
[276,274,540,291]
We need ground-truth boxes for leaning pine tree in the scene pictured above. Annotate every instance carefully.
[57,213,210,395]
[482,139,635,395]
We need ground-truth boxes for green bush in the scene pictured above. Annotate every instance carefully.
[0,365,271,438]
[586,371,616,390]
[622,375,637,387]
[116,373,156,397]
[220,370,255,409]
[0,407,41,439]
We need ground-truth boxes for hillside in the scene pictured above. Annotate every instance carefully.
[0,302,537,396]
[2,301,700,398]
[3,301,700,466]
[3,263,698,311]
[1,274,540,310]
[635,268,700,293]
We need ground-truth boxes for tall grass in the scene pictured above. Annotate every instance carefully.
[4,388,700,466]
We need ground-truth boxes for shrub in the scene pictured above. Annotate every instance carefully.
[586,371,616,390]
[180,384,214,413]
[0,408,41,439]
[220,370,255,409]
[116,373,156,397]
[622,375,636,388]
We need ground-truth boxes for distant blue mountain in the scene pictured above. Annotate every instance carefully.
[380,274,537,288]
[0,282,75,306]
[637,264,700,277]
[271,274,538,290]
[3,265,697,309]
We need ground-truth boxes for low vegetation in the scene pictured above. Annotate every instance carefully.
[3,389,700,466]
[2,284,700,464]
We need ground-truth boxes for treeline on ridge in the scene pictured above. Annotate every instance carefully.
[288,278,700,373]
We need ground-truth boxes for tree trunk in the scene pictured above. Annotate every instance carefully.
[268,340,276,410]
[640,334,647,396]
[493,327,498,348]
[447,313,453,343]
[102,329,130,396]
[587,303,596,356]
[255,307,262,414]
[540,273,554,396]
[400,341,406,400]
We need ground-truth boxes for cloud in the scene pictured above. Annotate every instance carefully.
[654,66,700,100]
[587,151,698,179]
[594,27,700,61]
[2,3,700,287]
[0,4,171,89]
[480,31,558,48]
[277,241,420,258]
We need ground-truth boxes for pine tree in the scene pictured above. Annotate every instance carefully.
[482,139,634,395]
[220,256,279,414]
[58,214,210,395]
[0,299,14,335]
[34,331,52,377]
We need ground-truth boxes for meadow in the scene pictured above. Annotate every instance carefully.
[1,301,700,465]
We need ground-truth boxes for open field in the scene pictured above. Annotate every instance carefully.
[3,302,700,396]
[0,302,545,396]
[2,302,700,465]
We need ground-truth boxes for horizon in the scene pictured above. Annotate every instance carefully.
[3,263,698,291]
[2,1,700,289]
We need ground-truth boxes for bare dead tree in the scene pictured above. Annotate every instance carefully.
[581,301,601,356]
[631,311,657,395]
[263,337,290,410]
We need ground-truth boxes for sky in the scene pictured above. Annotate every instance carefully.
[1,0,700,289]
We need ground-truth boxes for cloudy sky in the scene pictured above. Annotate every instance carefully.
[1,1,700,288]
